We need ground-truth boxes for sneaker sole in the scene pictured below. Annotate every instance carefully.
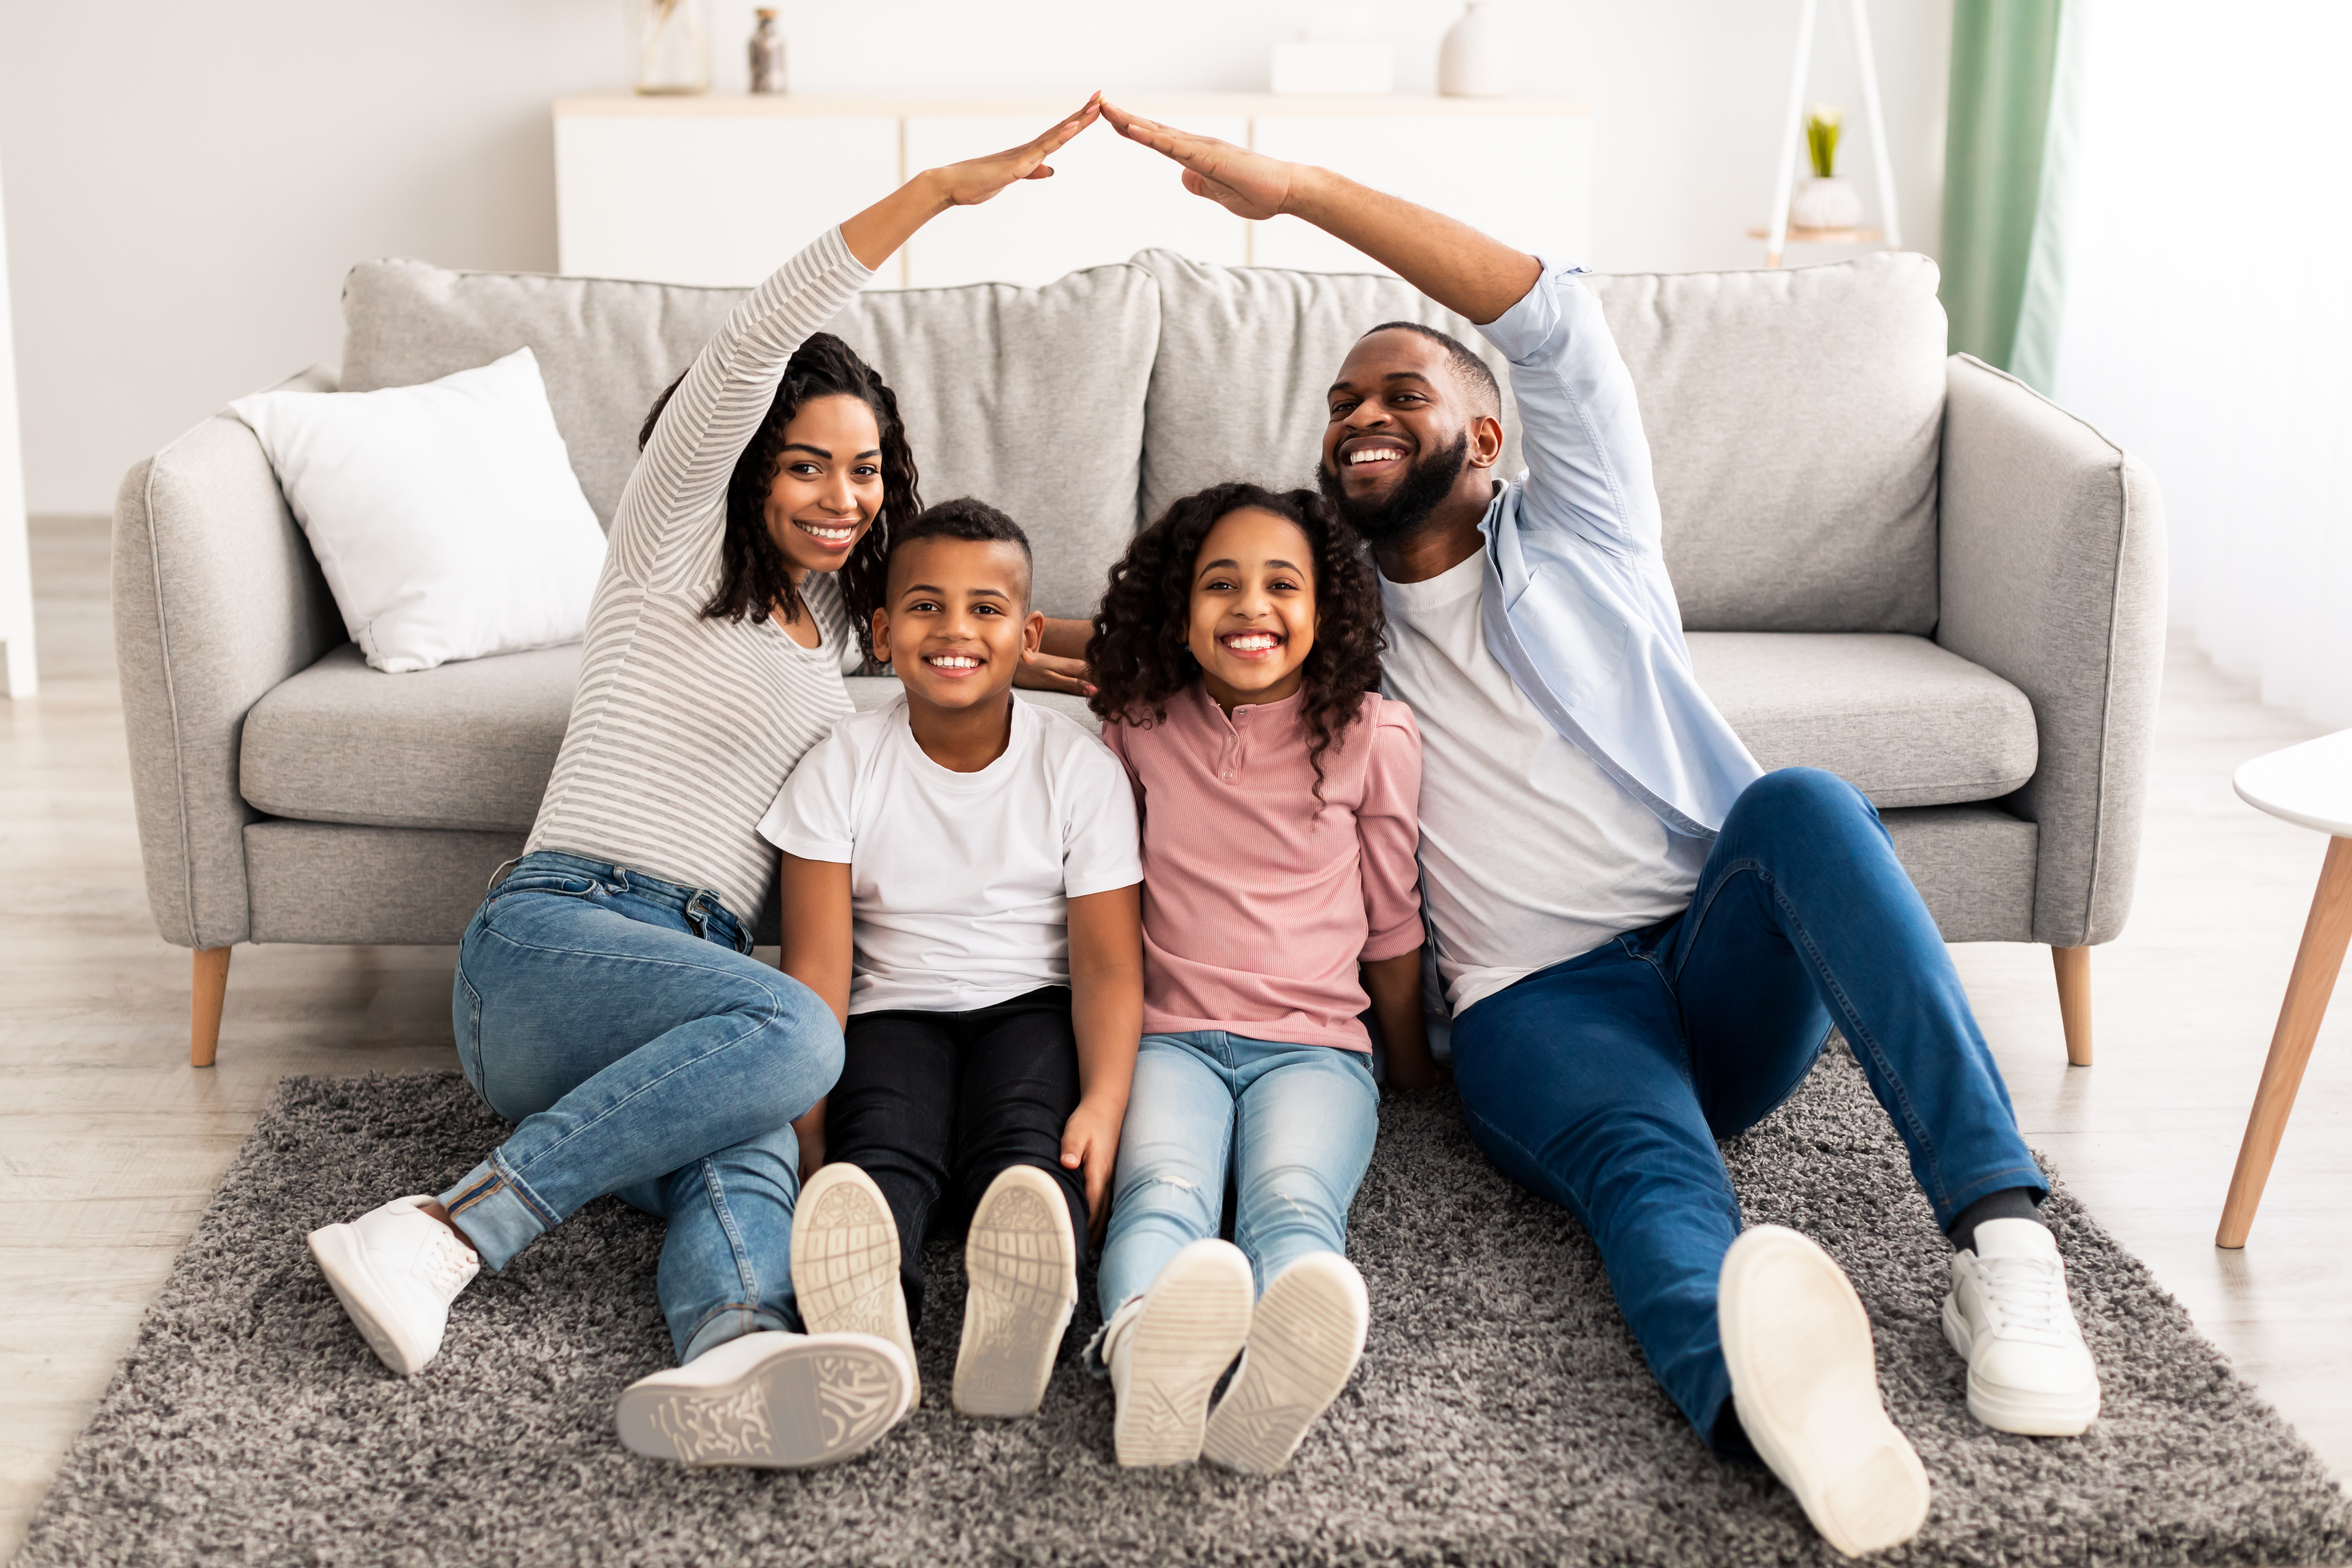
[307,1222,430,1376]
[954,1166,1077,1418]
[1115,1243,1255,1467]
[792,1164,920,1407]
[1202,1254,1368,1475]
[1941,1296,2101,1436]
[1719,1227,1929,1558]
[617,1336,907,1468]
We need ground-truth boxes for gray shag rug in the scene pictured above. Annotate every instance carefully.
[15,1048,2349,1568]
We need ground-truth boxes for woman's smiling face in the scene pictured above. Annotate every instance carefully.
[1185,506,1318,713]
[763,394,884,578]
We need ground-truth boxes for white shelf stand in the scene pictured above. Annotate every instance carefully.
[1762,0,1903,268]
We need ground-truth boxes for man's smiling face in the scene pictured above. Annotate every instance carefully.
[1317,328,1492,545]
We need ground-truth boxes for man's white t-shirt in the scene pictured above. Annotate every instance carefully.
[759,694,1142,1015]
[1381,551,1706,1016]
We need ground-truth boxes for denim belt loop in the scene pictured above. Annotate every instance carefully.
[485,857,522,895]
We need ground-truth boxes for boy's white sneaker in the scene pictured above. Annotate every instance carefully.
[954,1164,1078,1417]
[1107,1239,1256,1467]
[306,1195,480,1376]
[1202,1251,1369,1475]
[616,1329,910,1468]
[1943,1217,2101,1435]
[1718,1225,1930,1558]
[792,1162,921,1411]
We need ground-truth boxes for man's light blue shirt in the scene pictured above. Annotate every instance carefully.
[1468,260,1763,839]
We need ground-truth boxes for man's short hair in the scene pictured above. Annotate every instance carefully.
[887,496,1034,601]
[1359,320,1502,419]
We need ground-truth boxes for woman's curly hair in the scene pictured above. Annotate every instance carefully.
[1087,482,1386,799]
[639,331,918,657]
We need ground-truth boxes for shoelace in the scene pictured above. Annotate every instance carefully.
[1974,1254,2074,1346]
[419,1230,477,1304]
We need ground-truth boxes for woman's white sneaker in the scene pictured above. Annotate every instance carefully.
[1107,1239,1255,1467]
[1943,1217,2101,1435]
[954,1164,1079,1417]
[791,1162,921,1410]
[306,1195,480,1376]
[1202,1252,1369,1475]
[1718,1226,1930,1558]
[616,1329,910,1468]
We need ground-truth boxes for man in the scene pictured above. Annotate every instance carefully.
[1101,101,2100,1558]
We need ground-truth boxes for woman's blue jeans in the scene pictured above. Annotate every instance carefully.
[1449,769,2044,1447]
[440,852,844,1364]
[1096,1031,1380,1318]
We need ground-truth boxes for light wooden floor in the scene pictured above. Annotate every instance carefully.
[3,514,2346,1558]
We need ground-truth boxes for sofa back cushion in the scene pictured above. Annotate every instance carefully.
[1138,249,1946,634]
[341,258,1160,620]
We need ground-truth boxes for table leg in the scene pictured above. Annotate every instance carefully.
[2217,835,2352,1248]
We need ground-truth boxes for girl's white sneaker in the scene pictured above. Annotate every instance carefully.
[1202,1251,1368,1475]
[1107,1239,1255,1466]
[1718,1226,1930,1558]
[954,1164,1079,1417]
[1943,1217,2101,1435]
[791,1162,921,1411]
[616,1329,910,1468]
[306,1195,480,1376]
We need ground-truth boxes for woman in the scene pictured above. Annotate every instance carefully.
[303,95,1105,1471]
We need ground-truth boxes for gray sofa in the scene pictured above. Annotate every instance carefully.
[113,248,2165,1069]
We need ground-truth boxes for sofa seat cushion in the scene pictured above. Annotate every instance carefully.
[1687,633,2036,809]
[242,643,580,833]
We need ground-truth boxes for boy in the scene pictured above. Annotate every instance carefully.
[759,497,1144,1423]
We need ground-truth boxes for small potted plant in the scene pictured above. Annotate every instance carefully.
[1790,103,1863,231]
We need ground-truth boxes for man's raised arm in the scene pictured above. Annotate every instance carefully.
[1101,102,1538,325]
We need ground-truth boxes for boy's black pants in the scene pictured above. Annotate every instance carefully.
[826,984,1089,1326]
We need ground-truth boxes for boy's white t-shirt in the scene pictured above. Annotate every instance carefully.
[759,693,1142,1016]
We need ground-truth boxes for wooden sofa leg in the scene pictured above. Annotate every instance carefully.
[2051,945,2093,1067]
[192,946,232,1068]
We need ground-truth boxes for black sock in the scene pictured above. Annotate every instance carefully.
[1710,1396,1758,1461]
[1946,1186,2045,1253]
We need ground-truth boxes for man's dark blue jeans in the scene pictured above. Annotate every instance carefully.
[1449,768,2044,1446]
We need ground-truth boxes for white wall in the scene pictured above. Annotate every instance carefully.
[0,0,1949,514]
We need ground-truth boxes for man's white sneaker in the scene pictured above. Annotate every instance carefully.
[616,1329,910,1468]
[306,1195,480,1376]
[1943,1216,2100,1436]
[954,1164,1078,1417]
[1202,1252,1369,1475]
[792,1162,921,1411]
[1106,1239,1255,1467]
[1719,1226,1930,1558]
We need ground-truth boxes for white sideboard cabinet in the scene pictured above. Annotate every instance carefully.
[555,94,1591,290]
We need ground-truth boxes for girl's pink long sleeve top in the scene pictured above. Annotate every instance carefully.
[1102,684,1425,1052]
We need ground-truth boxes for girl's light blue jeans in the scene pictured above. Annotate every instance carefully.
[1096,1030,1379,1318]
[440,852,845,1364]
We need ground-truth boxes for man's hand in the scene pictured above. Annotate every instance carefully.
[1013,647,1096,697]
[1102,100,1301,221]
[1059,1094,1124,1242]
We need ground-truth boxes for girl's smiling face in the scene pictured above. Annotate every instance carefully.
[1186,506,1318,713]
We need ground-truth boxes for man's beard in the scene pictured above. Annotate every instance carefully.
[1317,432,1470,546]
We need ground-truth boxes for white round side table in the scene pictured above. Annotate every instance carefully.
[2217,727,2352,1247]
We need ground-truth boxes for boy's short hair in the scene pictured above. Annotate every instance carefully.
[888,498,1034,604]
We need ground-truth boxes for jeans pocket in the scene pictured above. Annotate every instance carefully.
[486,872,601,910]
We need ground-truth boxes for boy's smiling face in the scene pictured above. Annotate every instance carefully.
[873,535,1042,716]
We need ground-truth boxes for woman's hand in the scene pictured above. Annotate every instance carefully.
[840,94,1102,269]
[1059,1094,1124,1242]
[1101,99,1302,222]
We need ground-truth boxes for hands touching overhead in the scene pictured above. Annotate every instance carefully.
[838,93,1105,271]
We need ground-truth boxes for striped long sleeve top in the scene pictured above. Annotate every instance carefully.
[523,227,875,922]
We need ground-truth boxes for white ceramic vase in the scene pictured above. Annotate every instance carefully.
[1439,2,1509,98]
[1789,175,1863,231]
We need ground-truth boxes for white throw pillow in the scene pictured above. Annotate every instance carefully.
[232,346,607,673]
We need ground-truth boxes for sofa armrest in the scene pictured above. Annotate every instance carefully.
[1937,353,2167,948]
[112,368,344,949]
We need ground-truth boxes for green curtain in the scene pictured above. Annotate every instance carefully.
[1941,0,2063,368]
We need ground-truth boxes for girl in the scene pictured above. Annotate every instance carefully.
[302,97,1104,1473]
[1085,481,1434,1474]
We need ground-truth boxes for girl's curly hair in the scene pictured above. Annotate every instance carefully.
[1086,482,1386,798]
[639,331,918,657]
